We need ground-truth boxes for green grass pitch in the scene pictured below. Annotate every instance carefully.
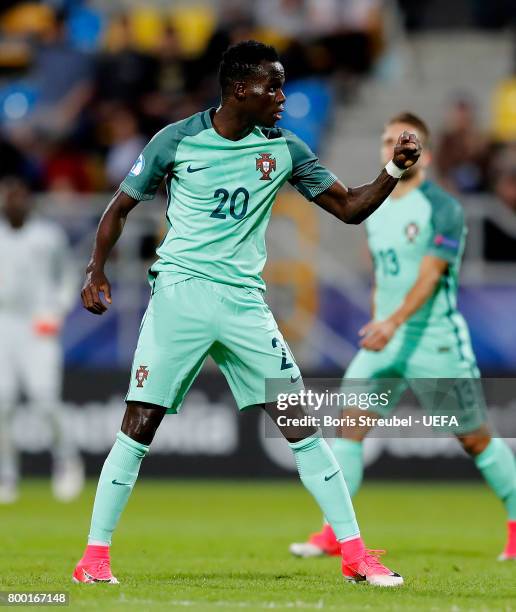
[0,479,514,610]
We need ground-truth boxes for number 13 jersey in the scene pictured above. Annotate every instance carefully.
[366,180,468,337]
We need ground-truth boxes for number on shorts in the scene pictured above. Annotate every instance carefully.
[272,336,294,370]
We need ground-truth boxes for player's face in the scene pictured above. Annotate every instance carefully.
[244,61,286,127]
[381,122,430,180]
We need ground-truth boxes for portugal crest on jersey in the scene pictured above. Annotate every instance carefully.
[405,222,419,243]
[135,365,149,387]
[256,153,276,180]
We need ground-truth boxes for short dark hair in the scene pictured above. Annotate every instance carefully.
[387,112,430,147]
[219,40,279,96]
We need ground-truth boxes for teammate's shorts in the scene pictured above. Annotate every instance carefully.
[126,273,303,413]
[342,329,486,434]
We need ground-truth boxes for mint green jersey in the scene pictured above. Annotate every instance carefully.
[120,108,336,290]
[366,180,468,337]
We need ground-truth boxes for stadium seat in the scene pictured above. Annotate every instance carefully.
[169,6,215,57]
[130,7,164,52]
[280,78,333,154]
[0,39,31,71]
[492,78,516,142]
[0,2,55,36]
[67,6,104,52]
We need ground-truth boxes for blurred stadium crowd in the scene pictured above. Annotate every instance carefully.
[0,1,514,301]
[0,0,389,195]
[0,1,514,202]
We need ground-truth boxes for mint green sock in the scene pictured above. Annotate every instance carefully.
[289,434,360,541]
[332,439,364,497]
[88,431,149,545]
[474,438,516,520]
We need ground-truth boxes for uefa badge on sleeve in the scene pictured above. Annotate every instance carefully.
[129,154,145,177]
[405,222,419,243]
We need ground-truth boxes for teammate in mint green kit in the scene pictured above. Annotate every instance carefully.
[72,42,422,586]
[290,112,516,562]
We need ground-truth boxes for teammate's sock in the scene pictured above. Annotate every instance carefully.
[474,438,516,520]
[504,520,516,557]
[332,438,364,497]
[289,433,360,541]
[88,431,149,544]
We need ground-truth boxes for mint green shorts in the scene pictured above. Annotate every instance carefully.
[342,331,486,433]
[126,273,303,413]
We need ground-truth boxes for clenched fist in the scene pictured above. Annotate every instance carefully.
[392,131,422,170]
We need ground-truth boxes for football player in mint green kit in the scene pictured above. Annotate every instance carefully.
[72,42,422,586]
[290,112,516,562]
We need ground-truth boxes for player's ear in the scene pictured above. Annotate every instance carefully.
[422,148,432,169]
[234,81,246,101]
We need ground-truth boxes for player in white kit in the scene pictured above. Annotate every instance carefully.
[0,177,84,503]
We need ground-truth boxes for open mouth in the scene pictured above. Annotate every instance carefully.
[273,108,284,121]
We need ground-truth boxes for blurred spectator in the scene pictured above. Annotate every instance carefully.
[435,97,490,194]
[21,9,93,139]
[0,176,84,503]
[254,0,382,76]
[43,140,92,196]
[193,3,255,97]
[95,14,158,107]
[253,0,307,39]
[483,146,516,261]
[494,148,516,212]
[310,0,382,76]
[0,0,395,196]
[104,105,146,188]
[252,1,318,79]
[140,25,194,127]
[153,26,187,101]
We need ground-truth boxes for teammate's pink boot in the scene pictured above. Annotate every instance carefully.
[289,524,341,557]
[341,537,404,587]
[72,544,119,584]
[499,520,516,560]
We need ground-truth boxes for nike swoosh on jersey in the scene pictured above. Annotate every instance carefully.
[112,479,131,486]
[187,165,211,173]
[290,374,301,383]
[324,470,340,482]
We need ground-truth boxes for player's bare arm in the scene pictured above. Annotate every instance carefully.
[360,255,448,351]
[81,190,139,315]
[314,131,422,224]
